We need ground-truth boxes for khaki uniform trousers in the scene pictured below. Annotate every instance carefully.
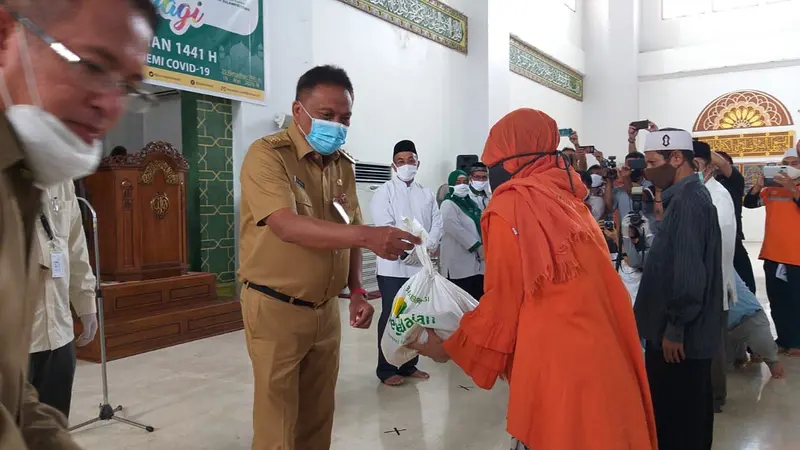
[242,287,341,450]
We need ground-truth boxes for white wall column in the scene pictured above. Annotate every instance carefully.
[232,0,313,270]
[583,0,640,158]
[447,0,509,162]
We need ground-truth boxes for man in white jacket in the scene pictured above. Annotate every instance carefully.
[29,180,98,418]
[467,162,491,210]
[694,140,737,413]
[371,139,443,386]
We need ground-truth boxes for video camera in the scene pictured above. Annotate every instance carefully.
[603,156,618,181]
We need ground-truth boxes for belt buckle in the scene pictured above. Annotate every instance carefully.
[289,297,297,305]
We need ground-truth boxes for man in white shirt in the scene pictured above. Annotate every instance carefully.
[694,141,737,413]
[29,180,98,417]
[468,162,491,210]
[371,139,443,386]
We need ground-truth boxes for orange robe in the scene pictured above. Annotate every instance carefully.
[444,193,658,450]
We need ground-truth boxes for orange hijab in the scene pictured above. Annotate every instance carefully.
[482,108,593,295]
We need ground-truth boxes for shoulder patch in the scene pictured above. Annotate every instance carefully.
[261,131,291,149]
[338,148,356,164]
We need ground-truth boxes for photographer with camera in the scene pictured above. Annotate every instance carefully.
[601,151,659,300]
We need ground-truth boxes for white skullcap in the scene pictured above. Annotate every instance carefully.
[783,148,798,159]
[590,174,604,188]
[644,129,694,153]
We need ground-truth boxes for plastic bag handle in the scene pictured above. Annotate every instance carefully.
[401,216,435,274]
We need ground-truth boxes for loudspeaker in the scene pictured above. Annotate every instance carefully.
[456,154,479,172]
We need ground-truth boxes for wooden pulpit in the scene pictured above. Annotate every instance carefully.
[84,141,189,281]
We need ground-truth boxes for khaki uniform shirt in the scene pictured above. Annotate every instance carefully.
[238,124,363,304]
[0,115,81,449]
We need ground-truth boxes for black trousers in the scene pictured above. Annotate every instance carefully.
[376,275,419,382]
[733,240,756,294]
[645,347,713,450]
[764,260,800,349]
[448,274,484,302]
[28,341,77,418]
[710,311,728,408]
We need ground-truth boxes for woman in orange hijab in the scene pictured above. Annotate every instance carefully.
[411,109,658,450]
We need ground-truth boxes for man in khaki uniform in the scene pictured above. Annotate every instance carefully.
[0,1,155,448]
[239,65,420,450]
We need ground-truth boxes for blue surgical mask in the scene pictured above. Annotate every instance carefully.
[299,104,348,155]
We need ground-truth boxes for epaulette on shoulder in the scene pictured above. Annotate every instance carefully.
[261,131,291,149]
[338,148,356,164]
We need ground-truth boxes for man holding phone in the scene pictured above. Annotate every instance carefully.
[628,121,659,154]
[743,148,800,356]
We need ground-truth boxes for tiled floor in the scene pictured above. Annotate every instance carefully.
[71,244,799,449]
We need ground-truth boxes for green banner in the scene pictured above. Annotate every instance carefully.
[145,0,266,104]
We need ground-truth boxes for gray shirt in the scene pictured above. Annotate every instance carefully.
[634,175,723,359]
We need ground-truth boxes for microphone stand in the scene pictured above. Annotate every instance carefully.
[68,197,155,433]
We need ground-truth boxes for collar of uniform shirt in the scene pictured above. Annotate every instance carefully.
[661,174,700,207]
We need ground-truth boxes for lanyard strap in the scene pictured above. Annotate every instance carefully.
[40,213,54,241]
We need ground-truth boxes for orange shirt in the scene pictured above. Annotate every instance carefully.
[444,212,657,450]
[759,187,800,266]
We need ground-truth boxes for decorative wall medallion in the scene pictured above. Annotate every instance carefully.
[509,35,583,101]
[150,192,170,219]
[121,179,133,210]
[336,0,468,54]
[695,131,795,158]
[140,160,180,185]
[693,90,794,132]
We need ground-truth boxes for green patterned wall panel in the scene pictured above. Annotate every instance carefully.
[182,93,236,297]
[509,35,584,101]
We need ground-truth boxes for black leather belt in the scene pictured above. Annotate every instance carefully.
[245,282,316,308]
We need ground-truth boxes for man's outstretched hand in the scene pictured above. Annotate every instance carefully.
[365,226,421,261]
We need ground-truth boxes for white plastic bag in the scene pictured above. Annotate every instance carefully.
[381,217,480,367]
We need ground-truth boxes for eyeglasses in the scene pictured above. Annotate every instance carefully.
[11,10,157,113]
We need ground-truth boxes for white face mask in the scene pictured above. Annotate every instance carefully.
[453,184,470,198]
[0,25,102,187]
[396,164,418,182]
[470,180,488,192]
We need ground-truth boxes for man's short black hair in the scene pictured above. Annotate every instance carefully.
[578,170,592,188]
[130,0,159,31]
[470,162,488,174]
[588,164,602,172]
[625,151,644,161]
[295,65,354,101]
[692,140,712,164]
